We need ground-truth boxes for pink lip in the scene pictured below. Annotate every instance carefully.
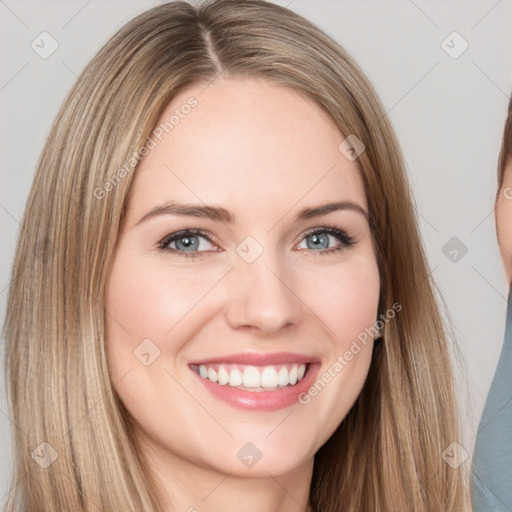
[188,351,318,366]
[189,357,321,412]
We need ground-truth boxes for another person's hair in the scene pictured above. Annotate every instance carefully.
[498,93,512,191]
[2,1,469,510]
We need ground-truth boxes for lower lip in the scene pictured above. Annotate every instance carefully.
[190,363,320,411]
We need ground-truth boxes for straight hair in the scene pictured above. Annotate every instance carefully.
[3,1,471,510]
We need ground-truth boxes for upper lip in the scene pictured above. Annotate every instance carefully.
[189,352,319,366]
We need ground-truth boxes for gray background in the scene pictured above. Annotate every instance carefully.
[1,0,511,501]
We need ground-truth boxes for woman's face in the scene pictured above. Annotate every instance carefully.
[496,161,512,283]
[105,77,380,481]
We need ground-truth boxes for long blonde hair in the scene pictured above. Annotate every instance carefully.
[3,1,471,510]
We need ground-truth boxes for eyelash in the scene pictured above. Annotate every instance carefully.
[157,226,356,259]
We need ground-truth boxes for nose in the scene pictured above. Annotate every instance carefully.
[224,253,303,336]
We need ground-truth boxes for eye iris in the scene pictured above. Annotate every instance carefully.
[307,232,329,250]
[176,235,199,251]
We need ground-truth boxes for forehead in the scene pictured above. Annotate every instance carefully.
[127,77,367,219]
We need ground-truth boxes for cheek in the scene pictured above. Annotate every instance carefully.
[104,253,223,419]
[299,253,380,343]
[496,190,512,280]
[292,256,380,439]
[106,253,220,342]
[329,268,379,335]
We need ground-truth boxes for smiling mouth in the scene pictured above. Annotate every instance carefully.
[190,362,310,392]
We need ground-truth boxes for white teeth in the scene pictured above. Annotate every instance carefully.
[207,367,218,383]
[260,366,278,387]
[289,365,298,385]
[218,365,229,385]
[277,367,289,386]
[229,368,243,386]
[196,363,308,389]
[243,366,261,388]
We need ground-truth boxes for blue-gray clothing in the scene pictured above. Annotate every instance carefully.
[472,286,512,511]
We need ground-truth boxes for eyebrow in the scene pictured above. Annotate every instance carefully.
[135,200,368,227]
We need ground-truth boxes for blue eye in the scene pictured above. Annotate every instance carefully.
[157,226,356,258]
[158,229,215,257]
[297,227,355,254]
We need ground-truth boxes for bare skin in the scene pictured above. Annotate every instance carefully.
[105,77,380,512]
